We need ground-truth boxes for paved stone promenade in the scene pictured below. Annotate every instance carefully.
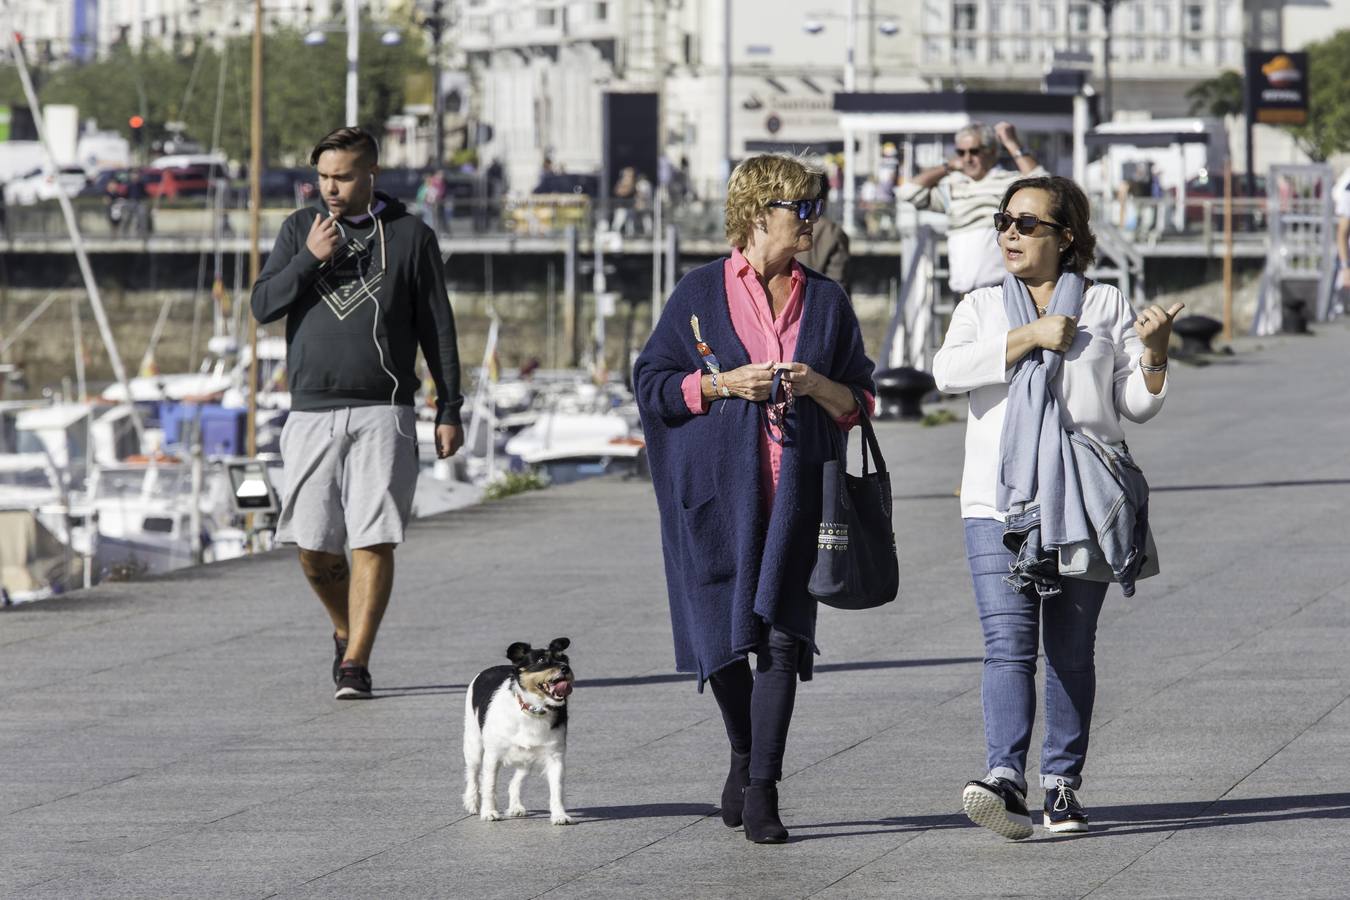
[4,322,1350,899]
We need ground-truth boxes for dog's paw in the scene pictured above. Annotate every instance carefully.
[480,809,502,822]
[462,791,480,815]
[550,812,574,826]
[506,804,528,818]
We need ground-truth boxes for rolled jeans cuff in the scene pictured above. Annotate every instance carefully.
[990,766,1027,794]
[1041,772,1083,791]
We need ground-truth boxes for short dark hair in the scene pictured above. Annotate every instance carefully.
[310,127,378,167]
[999,175,1096,274]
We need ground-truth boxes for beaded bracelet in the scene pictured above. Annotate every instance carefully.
[711,372,731,398]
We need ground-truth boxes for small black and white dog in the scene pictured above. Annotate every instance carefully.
[462,637,574,825]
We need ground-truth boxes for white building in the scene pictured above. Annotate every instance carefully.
[460,0,925,197]
[4,1,406,59]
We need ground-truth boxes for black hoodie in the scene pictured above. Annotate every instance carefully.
[250,193,463,426]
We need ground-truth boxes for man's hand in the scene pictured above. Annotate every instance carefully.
[306,212,341,263]
[994,121,1022,155]
[718,362,776,401]
[435,424,463,459]
[1034,315,1078,353]
[1134,302,1185,358]
[1340,267,1350,290]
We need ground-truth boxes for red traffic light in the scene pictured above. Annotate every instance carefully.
[128,115,144,129]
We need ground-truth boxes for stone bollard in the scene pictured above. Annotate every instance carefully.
[874,367,937,420]
[1171,314,1223,355]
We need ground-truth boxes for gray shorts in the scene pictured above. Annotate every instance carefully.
[275,406,419,553]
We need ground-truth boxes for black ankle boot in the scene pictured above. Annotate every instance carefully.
[720,751,751,827]
[742,783,788,844]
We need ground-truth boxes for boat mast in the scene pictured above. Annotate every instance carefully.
[6,30,143,441]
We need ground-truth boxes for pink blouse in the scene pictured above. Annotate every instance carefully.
[681,248,870,510]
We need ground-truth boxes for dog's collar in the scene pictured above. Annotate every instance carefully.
[512,684,555,717]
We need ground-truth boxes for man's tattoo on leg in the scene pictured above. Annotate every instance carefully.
[306,560,349,587]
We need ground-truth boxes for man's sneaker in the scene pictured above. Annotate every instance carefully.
[332,633,348,685]
[962,775,1033,840]
[1043,779,1089,834]
[334,662,372,700]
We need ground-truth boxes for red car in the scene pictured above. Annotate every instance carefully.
[141,165,213,200]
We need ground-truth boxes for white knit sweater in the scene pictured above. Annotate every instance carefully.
[932,282,1169,520]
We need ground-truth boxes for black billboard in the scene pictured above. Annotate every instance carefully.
[1245,51,1309,126]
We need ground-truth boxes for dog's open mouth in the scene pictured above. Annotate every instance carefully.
[546,676,573,700]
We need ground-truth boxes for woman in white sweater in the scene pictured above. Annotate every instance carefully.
[932,175,1181,840]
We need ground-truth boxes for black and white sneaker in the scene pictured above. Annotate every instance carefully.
[962,775,1034,840]
[334,662,372,700]
[1043,780,1089,834]
[332,633,348,685]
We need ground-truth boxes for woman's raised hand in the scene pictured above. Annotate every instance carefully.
[719,362,776,401]
[1034,315,1078,353]
[1134,302,1185,357]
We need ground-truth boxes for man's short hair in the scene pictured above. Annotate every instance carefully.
[955,122,997,152]
[310,127,379,167]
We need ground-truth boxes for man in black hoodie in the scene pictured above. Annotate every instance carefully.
[251,127,463,700]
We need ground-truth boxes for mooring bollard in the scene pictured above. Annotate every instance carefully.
[1172,314,1224,355]
[874,367,937,420]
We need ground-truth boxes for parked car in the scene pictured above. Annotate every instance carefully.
[370,167,425,202]
[81,168,132,198]
[141,165,214,200]
[4,165,89,205]
[258,167,316,204]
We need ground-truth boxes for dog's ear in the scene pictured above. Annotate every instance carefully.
[506,642,532,665]
[548,637,570,654]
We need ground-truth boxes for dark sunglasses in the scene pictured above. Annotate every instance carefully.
[954,147,988,157]
[767,198,825,220]
[993,211,1067,236]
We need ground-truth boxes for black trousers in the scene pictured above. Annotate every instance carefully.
[708,627,804,783]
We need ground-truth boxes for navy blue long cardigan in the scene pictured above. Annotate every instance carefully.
[633,258,876,689]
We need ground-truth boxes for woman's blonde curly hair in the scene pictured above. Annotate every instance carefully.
[724,154,823,249]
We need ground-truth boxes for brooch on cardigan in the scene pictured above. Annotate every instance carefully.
[690,315,722,374]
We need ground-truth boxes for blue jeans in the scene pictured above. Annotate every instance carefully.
[964,517,1107,792]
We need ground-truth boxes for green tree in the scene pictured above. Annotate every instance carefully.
[1287,29,1350,162]
[1185,70,1243,118]
[0,19,430,166]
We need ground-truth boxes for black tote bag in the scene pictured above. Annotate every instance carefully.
[807,395,899,610]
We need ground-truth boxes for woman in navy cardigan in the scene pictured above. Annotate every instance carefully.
[633,155,875,843]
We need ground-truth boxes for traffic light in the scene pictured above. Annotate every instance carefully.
[128,115,144,147]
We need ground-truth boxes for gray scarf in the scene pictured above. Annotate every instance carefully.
[996,270,1093,598]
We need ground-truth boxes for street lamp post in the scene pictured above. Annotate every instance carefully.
[425,0,447,169]
[1088,0,1118,122]
[346,0,359,126]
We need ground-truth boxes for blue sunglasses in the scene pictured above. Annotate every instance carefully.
[767,198,825,221]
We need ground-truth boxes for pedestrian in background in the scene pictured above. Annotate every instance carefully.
[897,121,1045,295]
[796,173,851,295]
[633,153,876,844]
[251,126,464,701]
[932,175,1179,839]
[1334,166,1350,298]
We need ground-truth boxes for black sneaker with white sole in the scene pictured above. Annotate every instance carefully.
[1043,780,1089,834]
[334,662,372,700]
[332,633,348,685]
[962,775,1034,840]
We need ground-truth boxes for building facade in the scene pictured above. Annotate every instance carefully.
[914,0,1284,117]
[459,0,926,198]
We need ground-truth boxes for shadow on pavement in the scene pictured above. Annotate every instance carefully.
[1081,792,1350,837]
[788,813,971,842]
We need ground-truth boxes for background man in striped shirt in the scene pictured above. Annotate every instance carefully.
[897,121,1046,295]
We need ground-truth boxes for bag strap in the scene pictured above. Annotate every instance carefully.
[852,388,887,478]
